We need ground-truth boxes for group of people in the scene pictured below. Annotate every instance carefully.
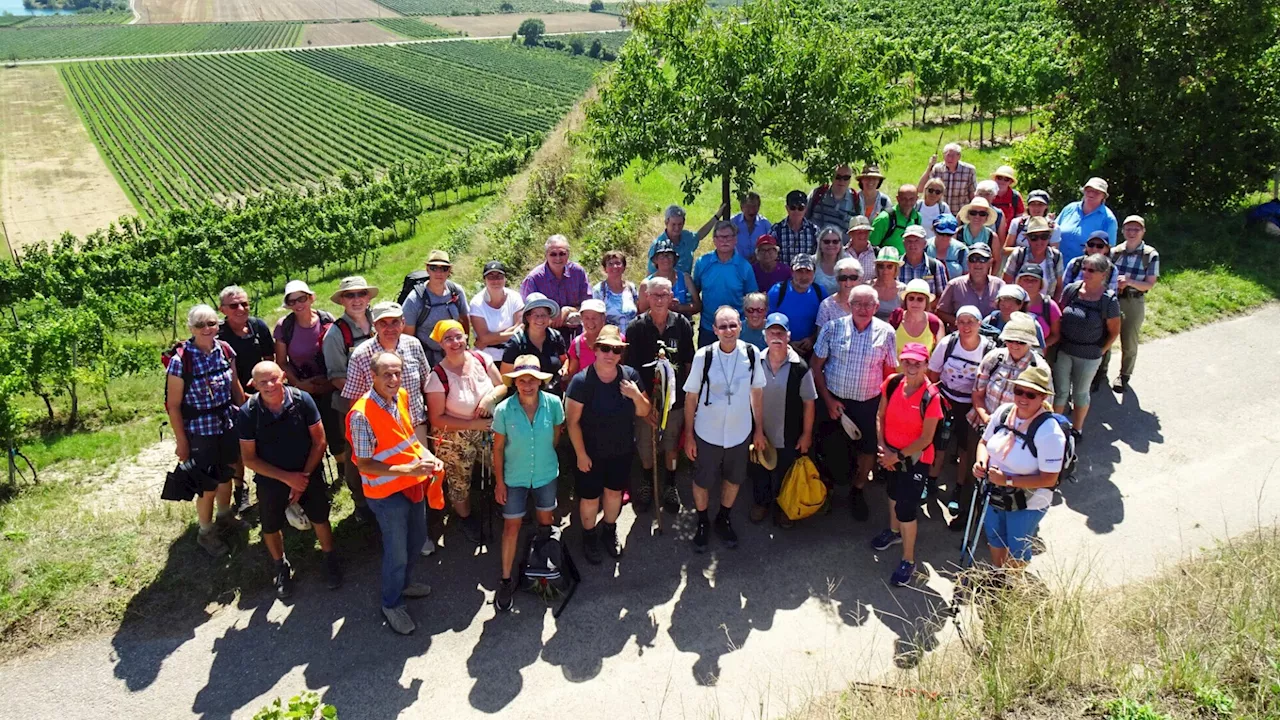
[163,143,1161,630]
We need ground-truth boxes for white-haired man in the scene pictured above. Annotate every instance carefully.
[647,203,727,276]
[520,235,591,328]
[920,142,976,212]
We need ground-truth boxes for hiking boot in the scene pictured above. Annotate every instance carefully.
[749,504,768,524]
[582,526,602,565]
[692,518,709,553]
[634,482,653,513]
[891,560,916,587]
[274,561,294,599]
[459,514,483,545]
[661,483,681,514]
[773,507,794,529]
[197,528,228,558]
[1112,375,1129,393]
[234,484,252,514]
[948,514,968,532]
[402,582,432,599]
[216,511,248,534]
[324,552,343,590]
[849,489,869,521]
[870,529,902,551]
[714,514,738,549]
[382,605,415,635]
[601,521,622,559]
[495,577,516,612]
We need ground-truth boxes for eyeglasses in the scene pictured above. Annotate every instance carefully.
[1086,242,1110,249]
[927,189,943,195]
[1012,388,1042,399]
[649,293,672,300]
[852,300,879,308]
[342,291,370,299]
[547,251,569,258]
[1082,267,1101,274]
[837,274,860,282]
[969,211,988,217]
[834,174,852,181]
[594,345,624,355]
[427,264,451,273]
[284,294,309,306]
[192,321,218,329]
[224,302,249,310]
[967,258,990,264]
[744,307,766,314]
[606,261,625,268]
[716,323,740,331]
[822,238,843,245]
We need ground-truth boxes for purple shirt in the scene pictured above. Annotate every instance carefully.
[752,260,792,297]
[520,261,590,309]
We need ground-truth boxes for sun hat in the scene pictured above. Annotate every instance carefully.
[594,325,627,348]
[579,298,607,315]
[1011,365,1054,396]
[765,312,789,331]
[899,342,930,363]
[959,197,996,227]
[856,164,886,187]
[1016,265,1046,285]
[755,233,779,249]
[330,276,379,304]
[653,237,678,256]
[503,354,553,385]
[902,224,927,240]
[932,214,959,235]
[482,260,507,277]
[285,502,312,531]
[875,246,903,265]
[848,215,873,232]
[429,318,464,344]
[839,411,862,441]
[749,436,778,470]
[281,280,315,308]
[1123,215,1146,228]
[992,165,1017,184]
[370,301,404,323]
[900,278,934,302]
[1024,216,1053,235]
[1027,189,1052,205]
[425,249,452,267]
[1081,177,1109,195]
[1000,313,1041,347]
[521,292,561,318]
[785,189,808,208]
[967,243,993,261]
[997,284,1029,303]
[956,304,983,321]
[792,253,816,270]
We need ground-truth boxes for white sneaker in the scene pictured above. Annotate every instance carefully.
[420,535,436,557]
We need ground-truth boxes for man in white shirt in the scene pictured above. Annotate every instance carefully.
[683,306,768,553]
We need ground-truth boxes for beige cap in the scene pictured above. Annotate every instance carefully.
[370,302,404,323]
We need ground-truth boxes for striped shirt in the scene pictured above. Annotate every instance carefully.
[975,347,1049,415]
[813,316,898,402]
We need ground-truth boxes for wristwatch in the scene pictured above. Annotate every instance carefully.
[895,450,906,463]
[1005,476,1014,487]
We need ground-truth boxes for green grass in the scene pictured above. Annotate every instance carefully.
[16,10,133,27]
[0,21,301,61]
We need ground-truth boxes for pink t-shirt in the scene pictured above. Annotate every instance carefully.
[881,376,945,465]
[1024,297,1062,342]
[424,351,497,419]
[568,331,625,370]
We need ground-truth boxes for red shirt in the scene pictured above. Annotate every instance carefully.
[992,188,1025,227]
[881,376,945,465]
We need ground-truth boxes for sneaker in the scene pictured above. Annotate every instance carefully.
[274,561,294,599]
[692,518,709,553]
[1112,375,1129,393]
[714,514,738,549]
[849,489,869,521]
[495,577,516,612]
[749,504,768,524]
[661,483,681,514]
[946,486,962,514]
[891,560,916,587]
[870,529,902,551]
[459,514,483,545]
[324,553,343,590]
[234,484,251,513]
[634,482,653,513]
[582,526,602,565]
[402,582,432,599]
[382,605,415,635]
[197,528,228,558]
[420,535,437,557]
[601,521,622,559]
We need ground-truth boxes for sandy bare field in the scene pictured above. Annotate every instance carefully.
[424,11,623,35]
[0,66,136,254]
[301,20,400,45]
[134,0,398,23]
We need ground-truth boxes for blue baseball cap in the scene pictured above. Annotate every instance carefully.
[765,312,790,331]
[933,213,959,234]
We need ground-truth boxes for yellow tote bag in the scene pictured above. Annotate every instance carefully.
[776,455,827,521]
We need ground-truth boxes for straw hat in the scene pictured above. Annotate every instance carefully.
[1011,365,1053,396]
[749,437,778,470]
[900,278,935,303]
[594,325,627,348]
[503,354,553,385]
[856,164,886,187]
[999,313,1041,347]
[330,276,379,304]
[959,197,997,227]
[992,165,1017,185]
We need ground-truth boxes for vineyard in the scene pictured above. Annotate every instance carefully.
[60,41,603,212]
[0,10,131,27]
[369,0,583,16]
[0,21,301,60]
[371,17,456,38]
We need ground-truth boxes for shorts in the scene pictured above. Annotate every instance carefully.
[502,480,558,519]
[635,410,685,460]
[983,505,1047,562]
[841,396,880,455]
[257,470,330,534]
[433,429,486,505]
[189,431,240,492]
[313,391,344,457]
[575,452,634,500]
[935,400,974,455]
[693,437,749,490]
[886,461,929,523]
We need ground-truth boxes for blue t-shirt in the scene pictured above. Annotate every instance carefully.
[766,281,825,339]
[648,229,699,275]
[692,251,759,331]
[1056,201,1117,263]
[739,325,766,350]
[491,391,565,488]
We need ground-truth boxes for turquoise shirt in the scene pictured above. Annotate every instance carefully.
[491,391,564,489]
[692,251,759,331]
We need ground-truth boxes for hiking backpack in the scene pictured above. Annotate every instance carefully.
[519,526,580,618]
[430,350,488,396]
[775,279,827,307]
[161,338,235,420]
[696,342,757,406]
[883,373,947,421]
[991,405,1078,490]
[399,273,464,330]
[281,310,336,378]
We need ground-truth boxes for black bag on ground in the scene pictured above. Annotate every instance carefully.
[161,459,215,502]
[519,525,580,618]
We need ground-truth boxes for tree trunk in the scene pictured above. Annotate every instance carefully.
[958,88,964,118]
[103,384,113,414]
[721,171,731,219]
[38,392,53,424]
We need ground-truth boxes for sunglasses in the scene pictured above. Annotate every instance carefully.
[927,189,943,195]
[787,204,805,211]
[968,258,990,264]
[969,211,988,217]
[716,323,740,331]
[1087,242,1109,249]
[594,345,624,355]
[223,302,249,309]
[834,174,852,181]
[1082,267,1102,274]
[342,291,370,299]
[1012,387,1042,399]
[547,251,569,258]
[1005,340,1028,347]
[649,293,672,300]
[837,274,860,282]
[427,264,451,272]
[192,320,219,329]
[822,238,843,245]
[745,307,766,314]
[285,294,309,305]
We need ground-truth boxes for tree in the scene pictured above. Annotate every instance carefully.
[499,1,513,11]
[568,35,585,55]
[588,38,602,58]
[517,18,545,46]
[589,0,604,10]
[583,0,903,209]
[1013,0,1280,210]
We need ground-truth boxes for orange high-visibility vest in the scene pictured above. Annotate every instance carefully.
[346,388,444,509]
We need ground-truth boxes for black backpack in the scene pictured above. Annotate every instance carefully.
[775,279,827,307]
[989,405,1078,508]
[935,332,993,397]
[399,272,464,330]
[883,373,947,420]
[280,310,336,378]
[519,526,580,618]
[161,338,236,421]
[696,342,757,406]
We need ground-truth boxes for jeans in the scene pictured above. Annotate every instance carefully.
[1052,351,1102,409]
[366,491,428,608]
[983,505,1047,562]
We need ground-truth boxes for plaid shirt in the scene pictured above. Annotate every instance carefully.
[975,348,1048,415]
[167,339,237,437]
[770,217,820,266]
[348,388,408,460]
[898,255,949,297]
[341,335,430,426]
[929,161,977,212]
[813,316,898,402]
[1110,243,1160,287]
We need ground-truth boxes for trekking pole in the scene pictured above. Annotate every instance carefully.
[958,478,991,569]
[652,421,663,535]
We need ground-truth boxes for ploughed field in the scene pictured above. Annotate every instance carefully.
[369,0,583,15]
[0,21,302,60]
[59,41,603,212]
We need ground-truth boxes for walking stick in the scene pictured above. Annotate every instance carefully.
[652,417,662,535]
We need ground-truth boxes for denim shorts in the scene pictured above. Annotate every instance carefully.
[983,505,1047,562]
[503,480,558,519]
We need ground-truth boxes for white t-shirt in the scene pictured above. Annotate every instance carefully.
[424,352,497,420]
[981,403,1066,511]
[682,340,768,447]
[918,202,945,239]
[468,288,524,361]
[928,333,992,403]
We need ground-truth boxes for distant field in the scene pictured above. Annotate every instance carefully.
[133,0,397,23]
[0,21,301,60]
[60,42,602,211]
[423,10,621,34]
[371,16,455,38]
[0,11,133,27]
[372,0,582,16]
[299,19,400,45]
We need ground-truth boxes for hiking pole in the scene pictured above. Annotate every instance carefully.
[652,419,663,535]
[958,478,991,570]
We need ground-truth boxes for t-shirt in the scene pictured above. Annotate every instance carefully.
[218,318,274,391]
[566,364,642,458]
[468,288,524,362]
[982,404,1066,511]
[623,311,695,409]
[767,281,824,339]
[1023,297,1062,344]
[692,252,758,331]
[739,324,766,350]
[881,376,945,465]
[568,330,625,371]
[928,333,991,403]
[752,261,792,298]
[273,314,327,379]
[502,328,568,392]
[491,391,564,488]
[760,351,817,448]
[937,275,1005,319]
[1058,284,1120,359]
[917,201,946,239]
[236,388,322,477]
[682,341,768,447]
[424,351,497,419]
[402,280,467,359]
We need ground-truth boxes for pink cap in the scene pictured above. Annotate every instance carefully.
[899,342,930,363]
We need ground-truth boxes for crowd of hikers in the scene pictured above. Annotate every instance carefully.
[163,147,1161,631]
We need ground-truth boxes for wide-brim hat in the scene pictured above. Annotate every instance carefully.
[1081,177,1110,196]
[370,301,404,323]
[281,280,315,308]
[521,292,561,318]
[749,437,778,470]
[992,165,1017,185]
[848,215,873,232]
[1011,365,1053,396]
[959,197,996,227]
[875,246,903,265]
[330,276,379,304]
[1024,216,1053,235]
[426,249,452,267]
[1000,313,1041,347]
[856,164,885,187]
[900,278,935,303]
[503,354,553,385]
[594,325,627,348]
[839,411,862,441]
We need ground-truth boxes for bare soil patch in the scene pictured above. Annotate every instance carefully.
[134,0,396,23]
[300,20,400,45]
[423,11,622,36]
[0,66,136,254]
